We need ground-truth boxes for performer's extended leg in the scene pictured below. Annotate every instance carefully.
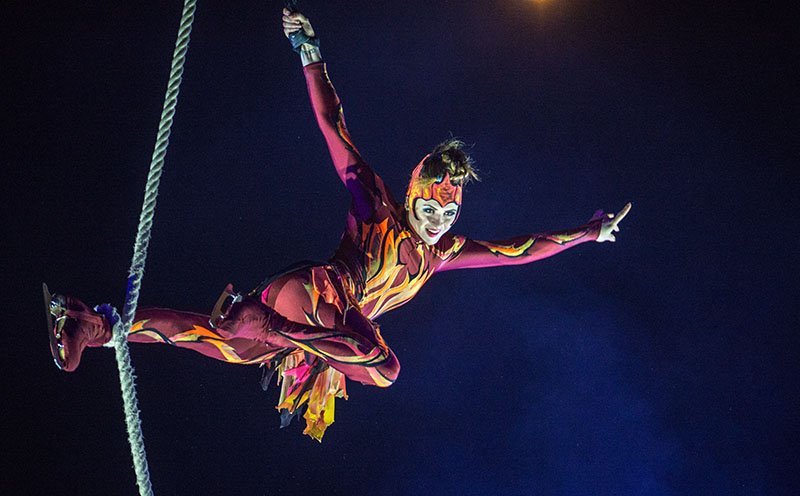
[47,292,284,371]
[48,280,398,387]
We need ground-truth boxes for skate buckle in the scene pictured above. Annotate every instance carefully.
[210,284,242,328]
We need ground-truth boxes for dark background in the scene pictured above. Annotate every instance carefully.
[3,1,797,494]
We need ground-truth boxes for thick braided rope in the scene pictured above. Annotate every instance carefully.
[111,1,197,495]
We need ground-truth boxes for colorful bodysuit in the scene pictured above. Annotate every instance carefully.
[125,62,603,440]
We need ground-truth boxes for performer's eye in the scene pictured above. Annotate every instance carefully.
[444,210,457,217]
[422,207,435,214]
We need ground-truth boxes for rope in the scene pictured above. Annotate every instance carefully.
[111,1,197,495]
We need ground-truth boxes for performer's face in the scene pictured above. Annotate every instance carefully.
[408,199,459,245]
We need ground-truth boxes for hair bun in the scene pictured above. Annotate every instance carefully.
[419,138,479,186]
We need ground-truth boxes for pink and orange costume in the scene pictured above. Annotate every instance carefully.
[90,63,603,440]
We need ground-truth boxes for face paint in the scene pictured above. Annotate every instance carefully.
[405,155,463,244]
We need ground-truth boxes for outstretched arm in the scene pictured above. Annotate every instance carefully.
[283,8,385,220]
[439,203,632,271]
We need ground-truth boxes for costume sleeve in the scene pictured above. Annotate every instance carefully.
[304,62,384,219]
[437,218,603,272]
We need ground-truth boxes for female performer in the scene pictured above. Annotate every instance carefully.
[46,8,631,441]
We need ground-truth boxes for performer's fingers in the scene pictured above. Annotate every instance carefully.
[615,202,632,222]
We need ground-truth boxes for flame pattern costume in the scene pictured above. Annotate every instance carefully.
[120,62,602,440]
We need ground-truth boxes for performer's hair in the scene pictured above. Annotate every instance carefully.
[421,138,479,186]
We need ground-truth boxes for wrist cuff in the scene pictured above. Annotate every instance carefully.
[289,31,320,53]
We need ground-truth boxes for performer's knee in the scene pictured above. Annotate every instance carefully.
[373,350,400,387]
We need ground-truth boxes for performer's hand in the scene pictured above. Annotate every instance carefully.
[596,202,632,243]
[282,8,315,40]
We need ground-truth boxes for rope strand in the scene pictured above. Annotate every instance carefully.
[113,2,197,495]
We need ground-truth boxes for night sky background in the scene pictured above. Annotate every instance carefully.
[3,1,798,494]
